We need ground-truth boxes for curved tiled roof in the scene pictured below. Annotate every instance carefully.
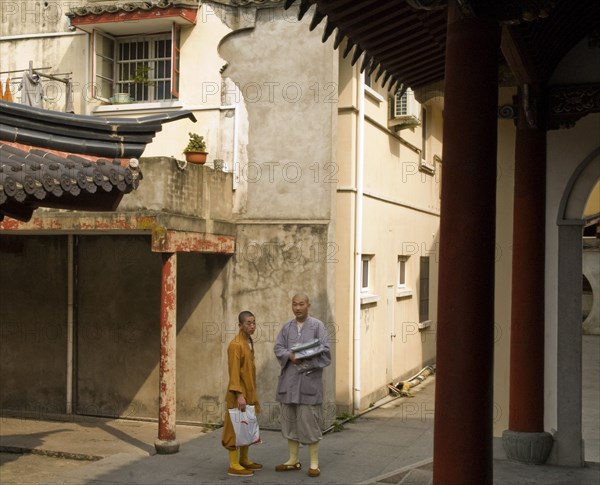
[0,141,141,222]
[0,101,196,159]
[0,101,196,222]
[67,0,199,17]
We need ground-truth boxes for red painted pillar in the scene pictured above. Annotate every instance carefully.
[501,90,553,463]
[433,4,500,485]
[509,98,546,432]
[155,251,180,454]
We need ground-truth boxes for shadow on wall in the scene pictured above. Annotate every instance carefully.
[76,236,226,421]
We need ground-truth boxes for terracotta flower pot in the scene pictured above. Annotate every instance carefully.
[185,151,208,164]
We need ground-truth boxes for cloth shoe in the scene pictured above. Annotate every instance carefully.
[275,463,302,471]
[227,466,254,476]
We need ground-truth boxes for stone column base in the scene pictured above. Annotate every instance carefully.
[155,439,180,454]
[502,429,553,464]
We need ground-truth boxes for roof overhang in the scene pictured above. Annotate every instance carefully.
[67,1,198,36]
[283,0,600,93]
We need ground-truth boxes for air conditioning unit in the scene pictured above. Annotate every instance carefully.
[388,88,421,130]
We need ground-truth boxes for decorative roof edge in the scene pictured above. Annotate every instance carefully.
[208,0,284,6]
[67,0,199,18]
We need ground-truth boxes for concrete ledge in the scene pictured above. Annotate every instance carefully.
[502,429,554,464]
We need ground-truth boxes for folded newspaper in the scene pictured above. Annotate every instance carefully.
[291,338,326,359]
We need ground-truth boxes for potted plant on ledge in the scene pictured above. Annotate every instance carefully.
[183,132,208,164]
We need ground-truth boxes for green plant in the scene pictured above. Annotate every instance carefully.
[331,411,356,433]
[183,132,207,153]
[132,65,155,86]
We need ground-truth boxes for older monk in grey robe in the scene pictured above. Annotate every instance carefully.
[274,293,330,478]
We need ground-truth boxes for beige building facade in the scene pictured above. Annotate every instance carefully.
[335,57,442,411]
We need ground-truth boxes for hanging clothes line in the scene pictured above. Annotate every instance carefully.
[0,66,53,74]
[0,66,71,84]
[1,62,75,112]
[8,72,72,83]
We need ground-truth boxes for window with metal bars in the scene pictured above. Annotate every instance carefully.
[93,26,180,103]
[116,35,173,102]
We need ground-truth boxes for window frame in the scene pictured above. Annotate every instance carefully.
[360,254,380,305]
[396,255,414,299]
[361,255,371,293]
[92,29,116,101]
[91,23,181,104]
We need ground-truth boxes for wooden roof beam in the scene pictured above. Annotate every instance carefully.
[501,25,540,85]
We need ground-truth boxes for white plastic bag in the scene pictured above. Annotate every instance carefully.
[228,405,261,446]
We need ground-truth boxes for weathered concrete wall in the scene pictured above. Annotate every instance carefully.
[76,235,162,418]
[76,235,231,421]
[118,158,234,227]
[0,233,232,421]
[218,5,337,221]
[176,250,230,423]
[217,4,338,427]
[0,0,73,36]
[0,236,68,413]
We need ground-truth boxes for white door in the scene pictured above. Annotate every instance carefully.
[386,285,396,383]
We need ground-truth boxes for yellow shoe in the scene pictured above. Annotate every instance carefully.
[227,466,254,476]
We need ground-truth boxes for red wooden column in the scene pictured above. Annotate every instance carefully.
[502,89,553,462]
[155,251,180,454]
[433,3,500,485]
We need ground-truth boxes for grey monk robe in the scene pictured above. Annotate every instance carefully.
[275,316,331,405]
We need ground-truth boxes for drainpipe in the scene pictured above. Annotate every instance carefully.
[232,104,239,188]
[83,31,90,114]
[353,67,365,412]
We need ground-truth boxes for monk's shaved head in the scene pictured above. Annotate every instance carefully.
[292,293,309,304]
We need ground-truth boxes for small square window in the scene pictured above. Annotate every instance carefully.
[396,255,413,299]
[361,255,371,292]
[398,256,408,287]
[360,254,380,305]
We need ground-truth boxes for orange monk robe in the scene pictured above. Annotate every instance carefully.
[221,329,260,450]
